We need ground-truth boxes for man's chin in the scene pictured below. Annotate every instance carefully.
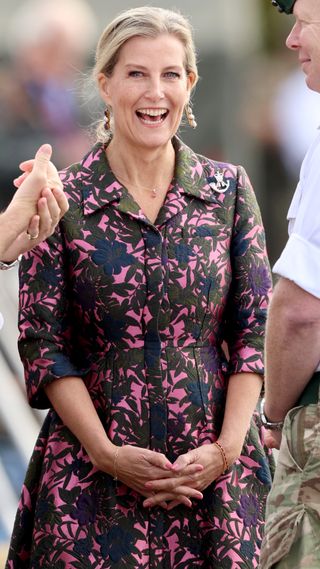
[305,75,320,93]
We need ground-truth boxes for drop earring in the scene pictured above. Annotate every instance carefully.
[104,108,111,131]
[185,103,197,129]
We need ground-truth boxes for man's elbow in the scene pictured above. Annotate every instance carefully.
[280,304,320,332]
[269,278,320,331]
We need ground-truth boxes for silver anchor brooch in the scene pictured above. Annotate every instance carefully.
[208,169,230,193]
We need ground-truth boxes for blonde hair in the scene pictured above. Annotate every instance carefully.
[93,6,198,142]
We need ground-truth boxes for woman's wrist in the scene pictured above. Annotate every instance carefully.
[214,437,242,468]
[213,440,229,473]
[113,446,121,481]
[87,438,116,474]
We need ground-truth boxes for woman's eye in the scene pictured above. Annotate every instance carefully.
[164,71,180,79]
[128,70,143,78]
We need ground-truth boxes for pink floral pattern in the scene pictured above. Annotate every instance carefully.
[6,138,273,568]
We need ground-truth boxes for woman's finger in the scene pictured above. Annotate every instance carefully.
[13,172,29,188]
[26,215,40,241]
[146,464,204,490]
[143,452,173,472]
[19,158,63,192]
[170,448,204,474]
[141,491,168,511]
[37,195,53,236]
[143,493,193,509]
[19,158,34,173]
[145,470,202,492]
[169,462,203,477]
[41,188,61,227]
[145,463,203,490]
[147,476,204,495]
[19,159,35,172]
[145,461,202,485]
[51,187,69,216]
[143,486,203,508]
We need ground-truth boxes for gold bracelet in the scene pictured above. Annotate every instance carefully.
[214,440,229,473]
[113,446,120,481]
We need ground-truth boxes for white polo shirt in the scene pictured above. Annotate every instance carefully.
[273,129,320,372]
[273,129,320,299]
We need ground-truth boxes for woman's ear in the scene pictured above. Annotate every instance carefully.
[187,71,197,93]
[97,73,111,105]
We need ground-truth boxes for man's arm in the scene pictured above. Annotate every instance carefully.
[264,276,320,422]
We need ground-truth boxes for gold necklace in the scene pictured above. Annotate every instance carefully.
[113,172,161,199]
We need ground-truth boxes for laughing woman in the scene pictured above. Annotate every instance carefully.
[6,7,273,569]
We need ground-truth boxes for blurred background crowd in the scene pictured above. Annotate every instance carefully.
[0,0,319,565]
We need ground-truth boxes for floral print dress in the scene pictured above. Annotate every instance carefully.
[6,137,273,569]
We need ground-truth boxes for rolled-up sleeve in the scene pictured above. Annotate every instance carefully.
[273,234,320,298]
[18,222,82,409]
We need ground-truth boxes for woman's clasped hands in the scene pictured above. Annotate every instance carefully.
[111,443,229,511]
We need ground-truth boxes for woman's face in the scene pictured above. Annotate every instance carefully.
[98,33,195,151]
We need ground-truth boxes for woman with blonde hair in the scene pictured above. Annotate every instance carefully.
[6,6,273,568]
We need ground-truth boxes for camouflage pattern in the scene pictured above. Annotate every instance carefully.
[259,402,320,568]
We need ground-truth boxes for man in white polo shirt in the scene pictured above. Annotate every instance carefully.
[260,0,320,567]
[0,144,68,327]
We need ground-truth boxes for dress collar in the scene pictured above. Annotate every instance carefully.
[78,136,235,217]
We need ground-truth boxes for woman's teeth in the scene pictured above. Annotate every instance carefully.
[136,108,168,124]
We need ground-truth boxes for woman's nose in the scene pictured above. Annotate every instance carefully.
[146,76,164,100]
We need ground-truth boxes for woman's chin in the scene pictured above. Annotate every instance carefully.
[134,129,174,150]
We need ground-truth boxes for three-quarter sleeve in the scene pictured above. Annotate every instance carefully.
[224,166,272,375]
[18,222,82,409]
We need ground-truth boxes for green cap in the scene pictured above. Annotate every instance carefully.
[271,0,296,14]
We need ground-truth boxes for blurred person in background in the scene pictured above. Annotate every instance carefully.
[259,0,320,567]
[0,0,97,211]
[271,66,320,180]
[6,6,273,568]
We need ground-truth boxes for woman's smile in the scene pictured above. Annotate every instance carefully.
[135,107,169,126]
[98,33,194,151]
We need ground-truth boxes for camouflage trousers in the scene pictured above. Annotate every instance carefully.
[259,403,320,569]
